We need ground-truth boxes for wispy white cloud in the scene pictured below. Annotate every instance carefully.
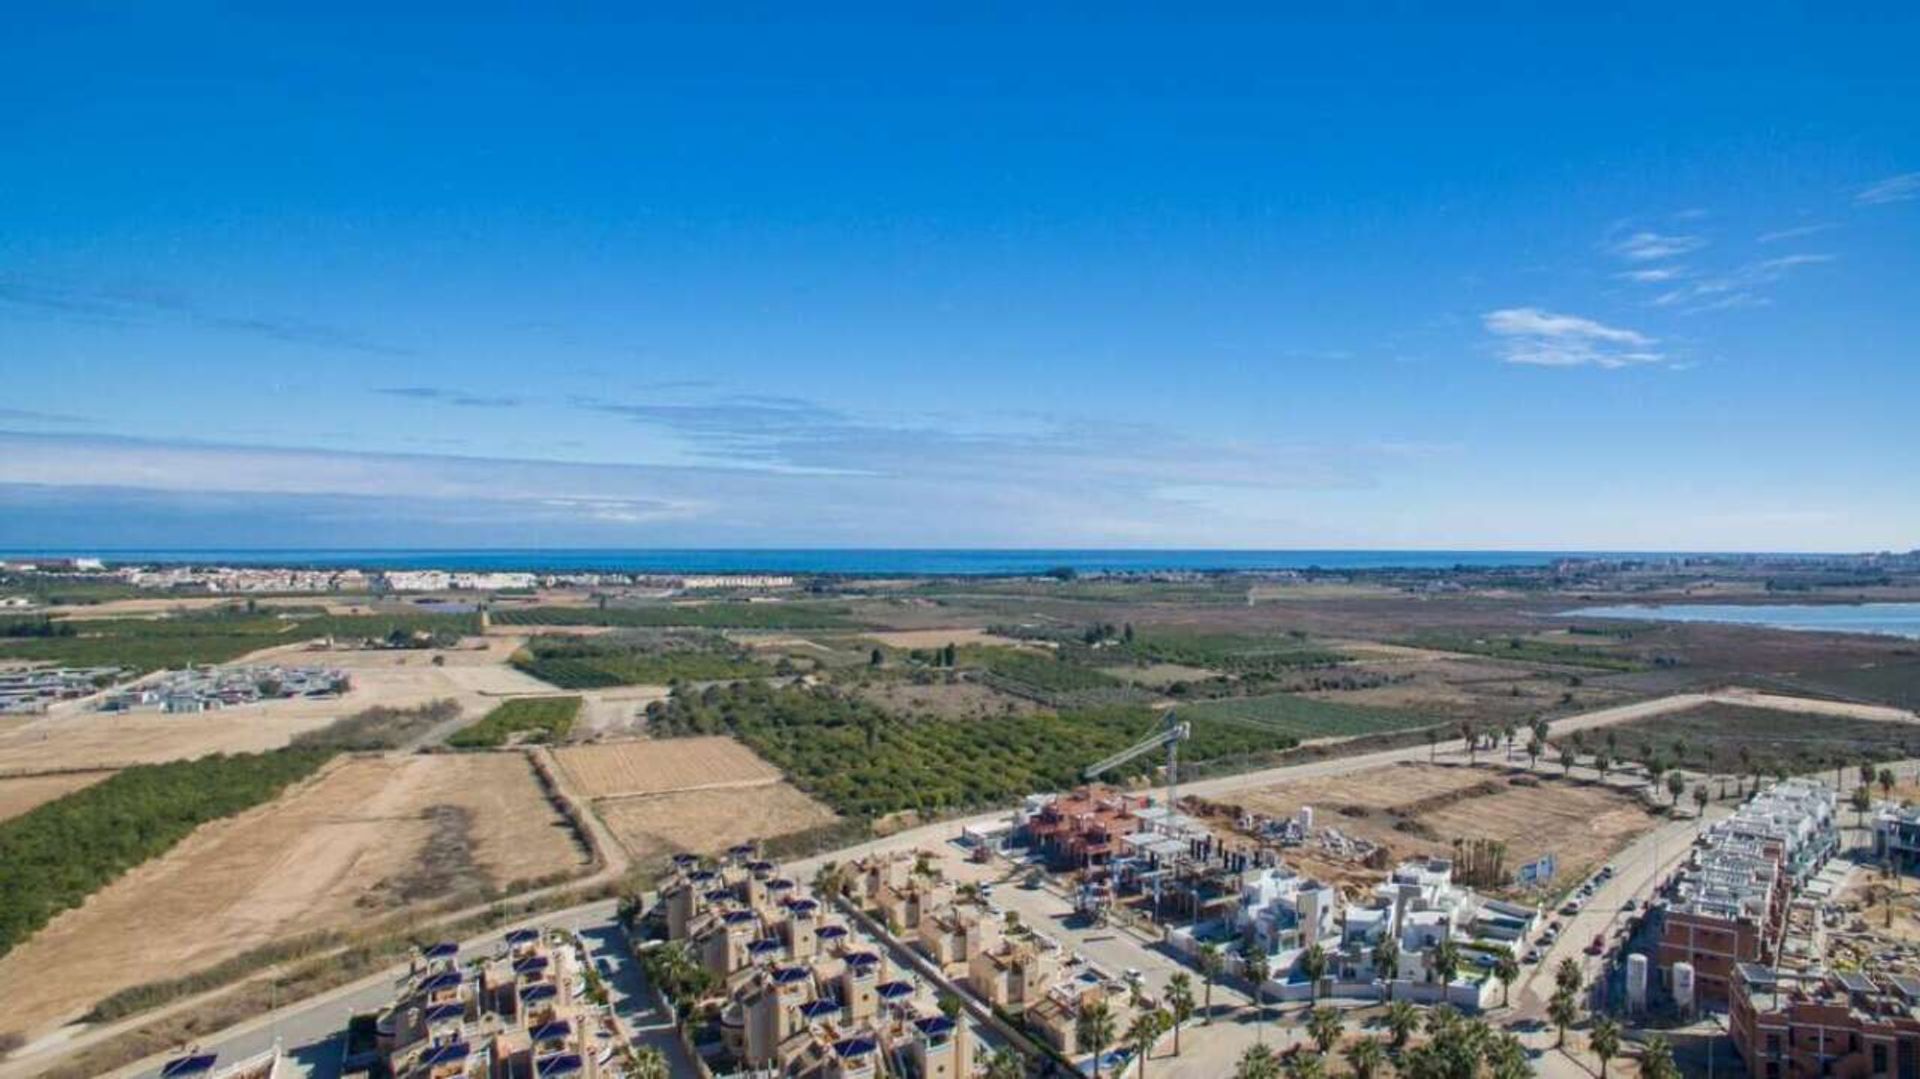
[1756,222,1833,244]
[1608,231,1707,262]
[1615,266,1687,284]
[1482,307,1663,368]
[1652,253,1834,313]
[1856,172,1920,205]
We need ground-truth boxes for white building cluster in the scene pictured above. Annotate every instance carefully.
[115,565,372,593]
[98,665,348,714]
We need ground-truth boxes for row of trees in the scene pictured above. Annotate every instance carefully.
[0,746,335,955]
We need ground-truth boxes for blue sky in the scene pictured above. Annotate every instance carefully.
[2,7,1916,551]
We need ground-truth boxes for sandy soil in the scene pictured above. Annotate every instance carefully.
[1215,762,1655,895]
[0,770,114,822]
[0,638,553,772]
[0,752,588,1038]
[1103,662,1222,687]
[573,687,673,737]
[596,783,838,866]
[553,736,780,798]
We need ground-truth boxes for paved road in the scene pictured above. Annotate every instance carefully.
[37,686,1863,1078]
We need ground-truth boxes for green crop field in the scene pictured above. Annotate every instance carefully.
[447,696,582,748]
[1107,631,1349,674]
[1179,692,1438,740]
[492,604,856,630]
[511,634,769,689]
[646,681,1299,818]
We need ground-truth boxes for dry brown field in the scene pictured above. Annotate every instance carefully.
[0,752,588,1039]
[553,736,780,798]
[1218,762,1654,894]
[0,770,114,822]
[596,783,838,865]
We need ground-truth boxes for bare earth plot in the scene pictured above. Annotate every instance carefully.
[555,737,838,865]
[1217,762,1654,894]
[850,679,1041,720]
[553,736,781,797]
[0,753,588,1039]
[0,770,113,822]
[595,784,837,865]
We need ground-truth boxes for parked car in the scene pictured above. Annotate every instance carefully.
[1586,934,1606,956]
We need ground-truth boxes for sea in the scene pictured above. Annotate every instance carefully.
[4,547,1762,576]
[1563,603,1920,640]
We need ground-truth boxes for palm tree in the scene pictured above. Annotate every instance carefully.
[1526,736,1542,770]
[1594,752,1611,781]
[1385,1000,1420,1050]
[1556,741,1574,776]
[1200,943,1224,1025]
[1165,972,1195,1054]
[1693,783,1709,815]
[1426,727,1440,763]
[1345,1036,1387,1079]
[1244,952,1272,1042]
[1882,767,1897,799]
[976,1046,1024,1079]
[1853,785,1874,828]
[1430,938,1461,986]
[1459,720,1476,763]
[630,1046,669,1079]
[1373,939,1400,1001]
[1590,1015,1621,1077]
[1282,1053,1326,1079]
[1549,988,1579,1048]
[1487,1032,1530,1079]
[1301,943,1329,1002]
[1236,1043,1283,1079]
[811,860,846,900]
[1307,1005,1343,1055]
[1555,956,1584,997]
[1078,1000,1117,1078]
[1641,1034,1680,1079]
[1125,1009,1167,1078]
[1425,1003,1459,1038]
[1493,952,1519,1008]
[1666,770,1686,805]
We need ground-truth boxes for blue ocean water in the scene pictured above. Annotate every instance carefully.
[4,547,1734,575]
[1563,603,1920,640]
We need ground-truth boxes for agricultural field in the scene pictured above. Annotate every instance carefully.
[553,736,782,798]
[1178,692,1438,741]
[511,632,771,689]
[447,696,581,748]
[645,681,1300,818]
[0,770,114,823]
[1601,702,1920,777]
[848,676,1042,720]
[0,752,588,1040]
[491,603,858,630]
[1094,630,1349,675]
[595,783,838,868]
[1402,631,1654,672]
[1216,762,1656,894]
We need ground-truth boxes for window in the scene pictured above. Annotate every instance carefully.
[1872,1043,1887,1073]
